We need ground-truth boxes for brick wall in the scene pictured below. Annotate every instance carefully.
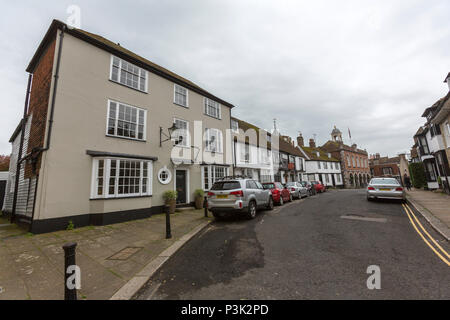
[24,38,56,178]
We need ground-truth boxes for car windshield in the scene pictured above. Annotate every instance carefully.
[211,181,241,190]
[262,183,275,189]
[370,178,399,185]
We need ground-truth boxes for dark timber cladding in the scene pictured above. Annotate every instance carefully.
[27,19,235,109]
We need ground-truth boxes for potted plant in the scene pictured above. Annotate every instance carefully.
[163,190,177,214]
[194,189,205,209]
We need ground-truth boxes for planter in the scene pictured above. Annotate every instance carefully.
[165,200,176,215]
[195,196,204,210]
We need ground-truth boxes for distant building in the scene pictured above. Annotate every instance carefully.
[321,126,370,188]
[369,153,409,183]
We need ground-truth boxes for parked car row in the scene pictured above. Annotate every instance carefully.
[206,176,328,220]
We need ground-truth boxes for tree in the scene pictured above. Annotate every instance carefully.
[0,155,10,172]
[409,162,426,189]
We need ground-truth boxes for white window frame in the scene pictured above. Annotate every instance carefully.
[201,166,230,190]
[106,99,147,141]
[173,118,190,148]
[90,158,153,199]
[204,98,222,119]
[205,128,223,153]
[110,55,148,93]
[173,84,189,108]
[231,119,239,133]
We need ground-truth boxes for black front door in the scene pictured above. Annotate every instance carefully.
[176,170,187,204]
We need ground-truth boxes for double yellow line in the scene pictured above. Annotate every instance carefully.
[402,203,450,267]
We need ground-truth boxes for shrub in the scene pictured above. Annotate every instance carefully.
[194,189,204,198]
[162,190,177,202]
[409,162,426,189]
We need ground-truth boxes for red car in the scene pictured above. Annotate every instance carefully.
[262,182,292,205]
[311,181,326,193]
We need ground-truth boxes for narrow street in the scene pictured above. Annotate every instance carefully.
[134,190,450,300]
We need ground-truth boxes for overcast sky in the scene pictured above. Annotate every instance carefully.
[1,0,449,157]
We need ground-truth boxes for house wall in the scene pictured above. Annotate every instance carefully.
[32,31,232,228]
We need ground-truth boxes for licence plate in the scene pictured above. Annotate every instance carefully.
[379,188,391,191]
[217,195,228,199]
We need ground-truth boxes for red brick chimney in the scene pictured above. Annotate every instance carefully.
[297,134,304,147]
[309,138,316,148]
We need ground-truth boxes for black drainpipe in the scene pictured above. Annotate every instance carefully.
[11,25,66,224]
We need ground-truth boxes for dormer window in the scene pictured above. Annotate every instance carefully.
[316,151,320,157]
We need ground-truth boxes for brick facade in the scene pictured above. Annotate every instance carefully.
[24,38,56,178]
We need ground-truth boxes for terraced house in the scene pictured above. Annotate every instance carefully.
[2,20,234,233]
[297,135,343,187]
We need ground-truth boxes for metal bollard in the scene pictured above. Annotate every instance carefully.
[204,196,208,218]
[63,242,78,300]
[165,207,172,239]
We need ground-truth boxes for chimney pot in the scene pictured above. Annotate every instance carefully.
[297,134,304,147]
[309,138,316,148]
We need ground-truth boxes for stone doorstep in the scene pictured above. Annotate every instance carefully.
[110,220,211,300]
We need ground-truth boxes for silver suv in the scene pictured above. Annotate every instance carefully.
[207,177,274,219]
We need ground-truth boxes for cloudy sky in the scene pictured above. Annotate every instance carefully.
[1,0,449,157]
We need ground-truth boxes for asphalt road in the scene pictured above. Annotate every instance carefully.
[134,189,450,300]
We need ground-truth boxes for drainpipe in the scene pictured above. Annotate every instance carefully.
[10,74,33,223]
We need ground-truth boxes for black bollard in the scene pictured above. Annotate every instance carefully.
[204,196,208,218]
[63,242,78,300]
[165,207,172,239]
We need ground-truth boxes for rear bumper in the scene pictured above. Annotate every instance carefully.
[208,199,246,212]
[367,190,405,200]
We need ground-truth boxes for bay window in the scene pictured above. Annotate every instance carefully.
[91,158,152,199]
[202,166,229,190]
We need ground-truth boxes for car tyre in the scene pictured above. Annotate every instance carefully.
[266,197,274,210]
[247,201,257,219]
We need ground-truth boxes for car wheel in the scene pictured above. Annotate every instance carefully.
[247,201,257,219]
[279,197,284,206]
[366,196,372,202]
[266,197,274,210]
[289,194,293,202]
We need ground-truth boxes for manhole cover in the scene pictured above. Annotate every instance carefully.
[108,247,143,260]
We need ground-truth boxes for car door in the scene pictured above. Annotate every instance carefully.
[246,180,259,206]
[255,181,268,205]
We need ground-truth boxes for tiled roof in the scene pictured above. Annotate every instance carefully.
[26,20,234,109]
[321,140,368,155]
[301,146,339,162]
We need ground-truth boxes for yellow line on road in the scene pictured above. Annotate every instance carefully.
[404,203,450,260]
[401,204,450,267]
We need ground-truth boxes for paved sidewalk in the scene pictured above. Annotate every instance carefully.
[0,209,210,300]
[406,189,450,240]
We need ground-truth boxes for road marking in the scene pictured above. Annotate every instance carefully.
[340,215,387,223]
[403,203,450,260]
[401,204,450,267]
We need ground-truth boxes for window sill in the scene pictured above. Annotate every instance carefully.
[109,79,148,94]
[173,102,189,108]
[90,195,153,201]
[106,134,147,143]
[204,113,221,120]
